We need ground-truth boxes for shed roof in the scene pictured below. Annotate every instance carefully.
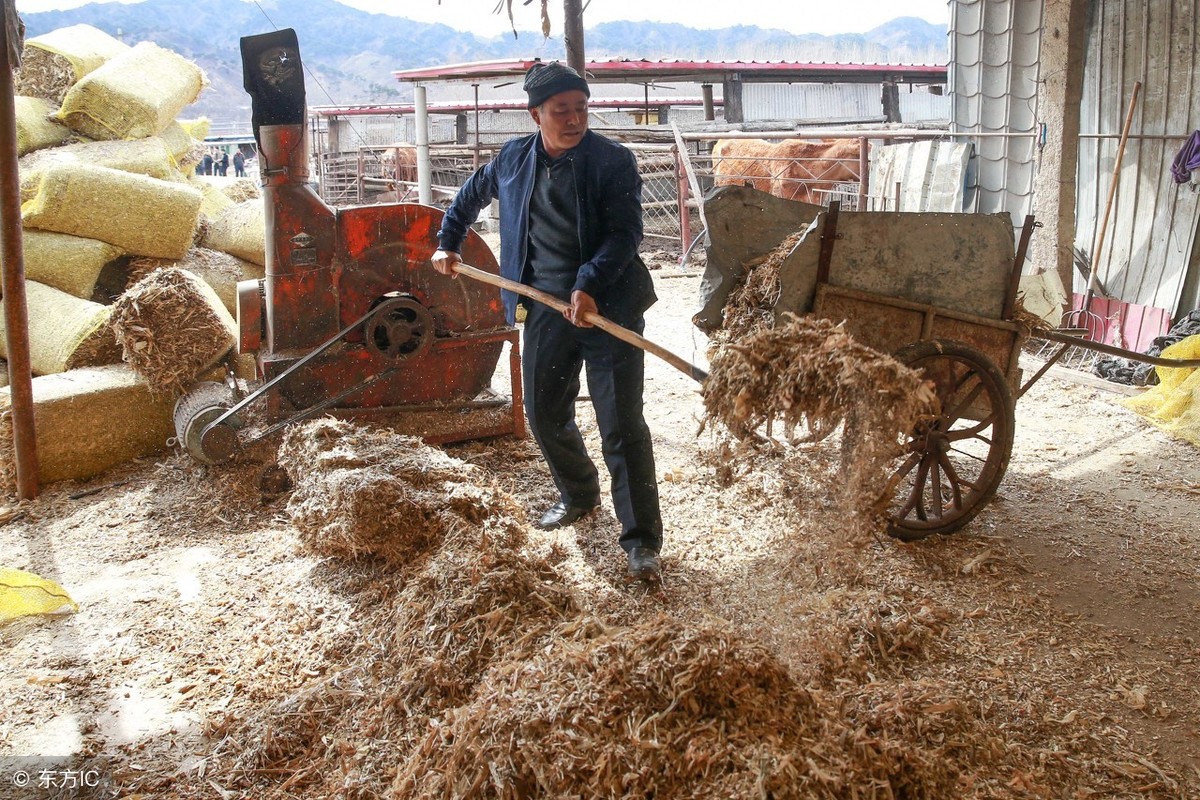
[312,96,723,117]
[393,58,947,86]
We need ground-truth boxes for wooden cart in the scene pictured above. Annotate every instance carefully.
[804,202,1200,540]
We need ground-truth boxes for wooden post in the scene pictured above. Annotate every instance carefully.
[563,0,585,75]
[675,147,691,256]
[0,0,40,499]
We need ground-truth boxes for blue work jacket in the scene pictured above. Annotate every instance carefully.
[437,130,657,326]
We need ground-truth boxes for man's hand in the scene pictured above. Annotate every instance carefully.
[566,290,598,327]
[431,249,462,278]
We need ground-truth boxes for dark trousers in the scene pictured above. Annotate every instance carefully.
[522,302,663,553]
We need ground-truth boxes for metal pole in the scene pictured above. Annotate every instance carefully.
[414,83,432,205]
[857,136,869,211]
[472,83,480,170]
[701,84,714,121]
[0,0,39,499]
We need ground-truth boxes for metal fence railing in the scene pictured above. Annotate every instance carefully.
[319,141,693,249]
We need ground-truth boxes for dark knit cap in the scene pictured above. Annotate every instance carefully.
[523,61,590,108]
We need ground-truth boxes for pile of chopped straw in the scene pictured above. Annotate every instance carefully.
[277,418,524,566]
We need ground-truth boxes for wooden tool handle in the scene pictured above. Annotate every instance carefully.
[452,263,708,383]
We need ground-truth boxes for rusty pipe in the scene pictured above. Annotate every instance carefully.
[0,1,39,499]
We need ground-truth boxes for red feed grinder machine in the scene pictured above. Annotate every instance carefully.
[173,28,522,465]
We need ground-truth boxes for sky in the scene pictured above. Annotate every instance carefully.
[14,0,950,37]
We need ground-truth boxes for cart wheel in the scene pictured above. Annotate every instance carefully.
[886,340,1015,541]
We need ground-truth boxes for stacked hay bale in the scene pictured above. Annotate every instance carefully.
[1,25,266,493]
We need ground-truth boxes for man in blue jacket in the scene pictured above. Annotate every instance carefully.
[432,61,663,581]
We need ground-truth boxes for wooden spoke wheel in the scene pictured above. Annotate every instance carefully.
[886,340,1015,540]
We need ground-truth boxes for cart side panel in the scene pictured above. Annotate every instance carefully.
[828,212,1016,320]
[813,284,1024,393]
[811,288,925,354]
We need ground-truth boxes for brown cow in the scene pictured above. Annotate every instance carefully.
[711,138,863,205]
[386,143,419,185]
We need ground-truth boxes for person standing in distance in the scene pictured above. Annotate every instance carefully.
[431,61,663,581]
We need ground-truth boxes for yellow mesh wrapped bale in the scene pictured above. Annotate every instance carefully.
[126,248,264,316]
[56,42,207,141]
[177,117,211,141]
[0,365,174,495]
[190,175,235,220]
[22,229,125,299]
[15,96,73,156]
[200,199,266,266]
[18,135,177,202]
[22,161,202,260]
[1122,335,1200,447]
[0,568,77,621]
[111,267,237,397]
[160,120,205,173]
[14,24,130,104]
[0,280,121,375]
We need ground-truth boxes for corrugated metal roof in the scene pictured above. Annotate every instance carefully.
[393,58,947,85]
[312,97,723,117]
[949,0,1041,224]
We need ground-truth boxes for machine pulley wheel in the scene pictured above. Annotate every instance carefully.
[364,294,434,361]
[173,381,241,465]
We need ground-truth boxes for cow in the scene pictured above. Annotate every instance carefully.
[385,143,420,186]
[711,138,864,205]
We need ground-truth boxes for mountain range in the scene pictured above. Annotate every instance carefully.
[19,0,948,127]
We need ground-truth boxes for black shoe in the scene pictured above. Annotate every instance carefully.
[626,546,662,581]
[537,501,596,530]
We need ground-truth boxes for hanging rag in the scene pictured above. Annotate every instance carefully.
[1170,130,1200,183]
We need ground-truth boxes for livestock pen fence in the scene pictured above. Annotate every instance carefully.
[315,130,996,254]
[317,139,694,246]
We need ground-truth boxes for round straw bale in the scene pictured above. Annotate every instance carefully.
[278,418,521,567]
[176,117,211,141]
[0,360,7,389]
[201,200,266,266]
[159,120,206,173]
[0,280,120,375]
[19,135,177,202]
[14,24,130,104]
[14,96,73,156]
[0,364,174,496]
[56,41,207,140]
[110,267,237,397]
[21,229,125,299]
[127,248,263,316]
[22,161,202,260]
